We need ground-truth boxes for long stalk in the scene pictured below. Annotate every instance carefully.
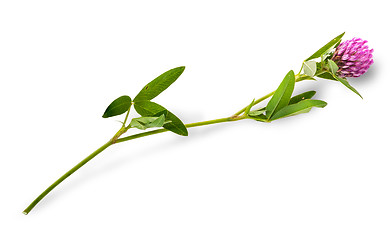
[116,116,244,143]
[23,116,245,215]
[22,67,316,215]
[23,141,113,215]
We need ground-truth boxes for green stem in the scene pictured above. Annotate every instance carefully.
[233,73,310,116]
[122,107,131,127]
[23,70,320,215]
[117,115,245,144]
[298,62,304,75]
[233,91,275,116]
[23,115,246,215]
[23,141,113,215]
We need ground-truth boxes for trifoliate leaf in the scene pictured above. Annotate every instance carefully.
[134,100,188,136]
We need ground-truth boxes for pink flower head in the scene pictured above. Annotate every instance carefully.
[331,38,373,78]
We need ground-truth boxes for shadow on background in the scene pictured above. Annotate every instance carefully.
[30,61,377,214]
[32,119,237,213]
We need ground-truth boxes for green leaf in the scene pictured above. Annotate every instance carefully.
[328,60,339,75]
[317,71,337,81]
[248,107,267,122]
[152,109,168,118]
[266,70,295,119]
[296,75,316,82]
[321,44,338,62]
[248,108,266,117]
[244,99,256,115]
[333,75,363,99]
[305,32,345,61]
[289,91,316,105]
[250,114,268,122]
[134,100,188,136]
[134,66,185,102]
[270,99,327,120]
[130,115,166,130]
[303,61,317,77]
[102,95,132,118]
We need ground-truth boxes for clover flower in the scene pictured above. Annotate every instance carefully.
[331,38,373,78]
[23,33,375,215]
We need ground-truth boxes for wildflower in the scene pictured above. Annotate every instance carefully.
[331,38,373,78]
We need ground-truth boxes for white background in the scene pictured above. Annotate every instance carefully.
[1,0,389,239]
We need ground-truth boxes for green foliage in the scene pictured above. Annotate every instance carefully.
[248,108,265,117]
[296,75,316,81]
[289,91,316,105]
[130,115,166,130]
[134,101,188,136]
[333,74,363,98]
[328,60,339,75]
[315,59,362,98]
[248,108,267,121]
[266,70,295,119]
[102,95,132,118]
[270,99,327,120]
[244,99,256,115]
[305,32,345,61]
[133,66,185,102]
[317,72,337,81]
[250,114,268,122]
[303,61,317,77]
